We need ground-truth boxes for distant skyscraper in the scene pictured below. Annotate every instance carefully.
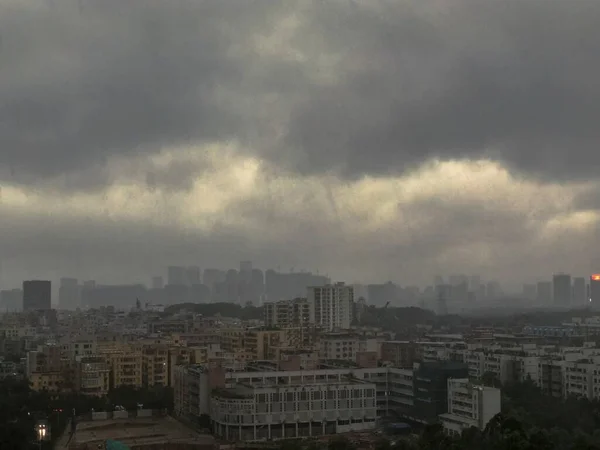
[553,274,572,307]
[434,275,444,287]
[485,281,502,300]
[239,261,253,284]
[572,277,586,306]
[449,275,468,286]
[152,276,164,289]
[59,278,80,310]
[0,289,22,311]
[536,281,552,305]
[186,266,201,285]
[522,284,536,301]
[590,274,600,307]
[435,284,451,315]
[167,266,186,286]
[23,280,51,311]
[203,269,226,297]
[469,275,481,292]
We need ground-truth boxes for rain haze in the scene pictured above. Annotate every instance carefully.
[1,0,600,290]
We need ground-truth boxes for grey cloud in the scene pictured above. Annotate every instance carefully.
[3,0,600,189]
[0,171,595,289]
[0,0,286,184]
[280,0,600,180]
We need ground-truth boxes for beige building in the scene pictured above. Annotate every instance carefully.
[77,356,110,396]
[106,349,144,389]
[263,298,311,328]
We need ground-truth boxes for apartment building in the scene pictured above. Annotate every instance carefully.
[381,341,421,368]
[220,328,245,353]
[440,378,501,436]
[263,298,311,328]
[76,356,110,396]
[319,332,380,362]
[0,325,37,339]
[308,283,354,331]
[143,345,169,387]
[106,350,144,388]
[244,328,284,360]
[413,361,470,424]
[27,343,73,392]
[539,357,563,398]
[60,337,97,360]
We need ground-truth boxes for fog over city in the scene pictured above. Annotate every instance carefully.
[2,0,600,288]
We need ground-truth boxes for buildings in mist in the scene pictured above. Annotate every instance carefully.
[553,274,572,307]
[572,277,587,306]
[591,274,600,306]
[58,278,81,310]
[537,281,552,305]
[8,260,600,312]
[23,280,51,311]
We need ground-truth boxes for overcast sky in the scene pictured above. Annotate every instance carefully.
[1,0,600,290]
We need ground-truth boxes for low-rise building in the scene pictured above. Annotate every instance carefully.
[211,379,377,441]
[440,378,501,436]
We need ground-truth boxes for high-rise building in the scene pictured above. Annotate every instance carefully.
[469,275,481,292]
[152,276,164,290]
[308,282,354,331]
[522,284,536,301]
[59,278,81,310]
[485,281,502,300]
[572,277,587,306]
[435,284,452,315]
[552,274,572,307]
[167,266,186,286]
[239,261,253,280]
[23,280,51,311]
[536,281,552,305]
[186,266,201,286]
[0,289,23,311]
[590,274,600,307]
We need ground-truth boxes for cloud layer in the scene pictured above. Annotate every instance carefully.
[1,0,600,289]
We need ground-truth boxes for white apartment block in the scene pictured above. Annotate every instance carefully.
[308,282,354,331]
[440,378,501,436]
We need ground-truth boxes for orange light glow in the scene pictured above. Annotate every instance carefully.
[592,274,600,281]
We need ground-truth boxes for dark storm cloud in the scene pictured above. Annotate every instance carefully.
[0,0,286,184]
[2,0,600,188]
[282,0,600,180]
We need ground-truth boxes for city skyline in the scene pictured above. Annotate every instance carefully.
[2,1,600,289]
